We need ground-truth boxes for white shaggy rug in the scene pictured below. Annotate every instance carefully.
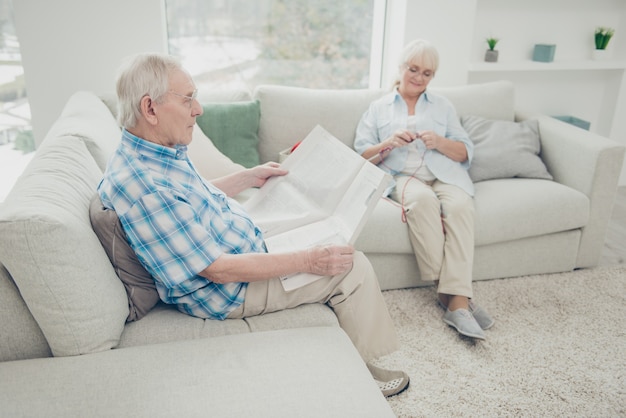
[376,266,626,417]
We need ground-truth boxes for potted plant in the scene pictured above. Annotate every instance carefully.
[484,37,499,62]
[593,27,615,60]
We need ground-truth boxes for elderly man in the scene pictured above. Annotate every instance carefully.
[98,53,409,397]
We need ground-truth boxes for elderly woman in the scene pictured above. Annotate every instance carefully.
[354,39,494,340]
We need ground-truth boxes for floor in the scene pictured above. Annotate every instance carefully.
[600,186,626,267]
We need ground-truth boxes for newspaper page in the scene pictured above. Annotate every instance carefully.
[243,125,391,291]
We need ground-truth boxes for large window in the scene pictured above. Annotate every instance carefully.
[0,0,33,202]
[164,0,380,92]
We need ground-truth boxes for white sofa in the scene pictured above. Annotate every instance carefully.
[0,80,623,416]
[248,81,624,289]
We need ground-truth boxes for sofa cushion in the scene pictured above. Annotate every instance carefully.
[118,302,339,348]
[0,136,128,357]
[187,124,245,179]
[473,178,590,246]
[196,100,261,168]
[46,91,122,171]
[461,115,553,182]
[88,194,160,322]
[254,85,386,163]
[433,80,515,121]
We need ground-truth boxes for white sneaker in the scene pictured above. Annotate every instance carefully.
[367,363,410,397]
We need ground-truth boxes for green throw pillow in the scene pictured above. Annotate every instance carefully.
[196,100,261,168]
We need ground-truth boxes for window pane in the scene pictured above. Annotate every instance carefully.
[165,0,376,92]
[0,0,34,202]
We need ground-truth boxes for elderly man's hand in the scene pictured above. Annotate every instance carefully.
[248,162,288,188]
[305,244,354,276]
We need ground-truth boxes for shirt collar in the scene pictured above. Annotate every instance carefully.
[388,87,433,105]
[121,129,188,160]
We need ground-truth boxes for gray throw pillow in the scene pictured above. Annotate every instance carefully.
[88,194,160,322]
[461,115,553,183]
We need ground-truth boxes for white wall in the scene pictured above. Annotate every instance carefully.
[465,0,626,184]
[379,0,477,88]
[14,0,167,146]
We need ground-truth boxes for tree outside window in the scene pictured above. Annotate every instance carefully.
[0,0,34,202]
[165,0,376,92]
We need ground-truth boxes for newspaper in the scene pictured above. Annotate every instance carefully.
[243,125,391,291]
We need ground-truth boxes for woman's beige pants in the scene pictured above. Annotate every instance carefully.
[391,176,475,299]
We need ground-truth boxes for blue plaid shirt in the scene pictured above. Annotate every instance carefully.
[98,129,266,320]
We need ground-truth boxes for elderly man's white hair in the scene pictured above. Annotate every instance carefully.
[115,53,183,129]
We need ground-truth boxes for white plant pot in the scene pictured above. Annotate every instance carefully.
[592,49,611,60]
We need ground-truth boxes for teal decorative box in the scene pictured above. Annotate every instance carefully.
[553,115,590,130]
[533,44,556,62]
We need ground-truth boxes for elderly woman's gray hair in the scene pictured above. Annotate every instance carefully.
[115,53,183,129]
[393,39,439,88]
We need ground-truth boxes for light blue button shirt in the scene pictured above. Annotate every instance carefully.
[98,130,266,320]
[354,89,475,196]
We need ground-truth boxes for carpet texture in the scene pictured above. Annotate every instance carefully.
[376,266,626,417]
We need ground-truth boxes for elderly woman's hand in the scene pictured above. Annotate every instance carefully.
[417,130,441,150]
[383,129,419,150]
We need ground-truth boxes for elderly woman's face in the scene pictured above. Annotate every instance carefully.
[399,58,434,96]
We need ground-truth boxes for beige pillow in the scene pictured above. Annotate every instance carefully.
[187,123,246,179]
[89,194,160,322]
[0,137,128,357]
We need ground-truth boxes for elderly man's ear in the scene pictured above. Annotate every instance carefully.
[140,95,159,126]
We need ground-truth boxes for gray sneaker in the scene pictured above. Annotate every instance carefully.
[438,299,494,330]
[469,300,495,330]
[443,308,486,340]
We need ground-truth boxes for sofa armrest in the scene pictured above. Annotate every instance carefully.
[516,111,626,267]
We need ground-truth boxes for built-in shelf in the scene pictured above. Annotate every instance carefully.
[469,60,626,73]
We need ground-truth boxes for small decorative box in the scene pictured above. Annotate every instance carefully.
[532,44,556,62]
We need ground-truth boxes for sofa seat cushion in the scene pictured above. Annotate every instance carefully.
[0,327,394,417]
[0,136,129,357]
[355,197,412,254]
[117,302,338,348]
[474,178,589,246]
[356,178,589,254]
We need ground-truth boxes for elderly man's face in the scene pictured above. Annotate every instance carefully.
[153,69,203,147]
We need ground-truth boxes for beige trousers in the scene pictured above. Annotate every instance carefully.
[391,176,474,298]
[228,251,399,362]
